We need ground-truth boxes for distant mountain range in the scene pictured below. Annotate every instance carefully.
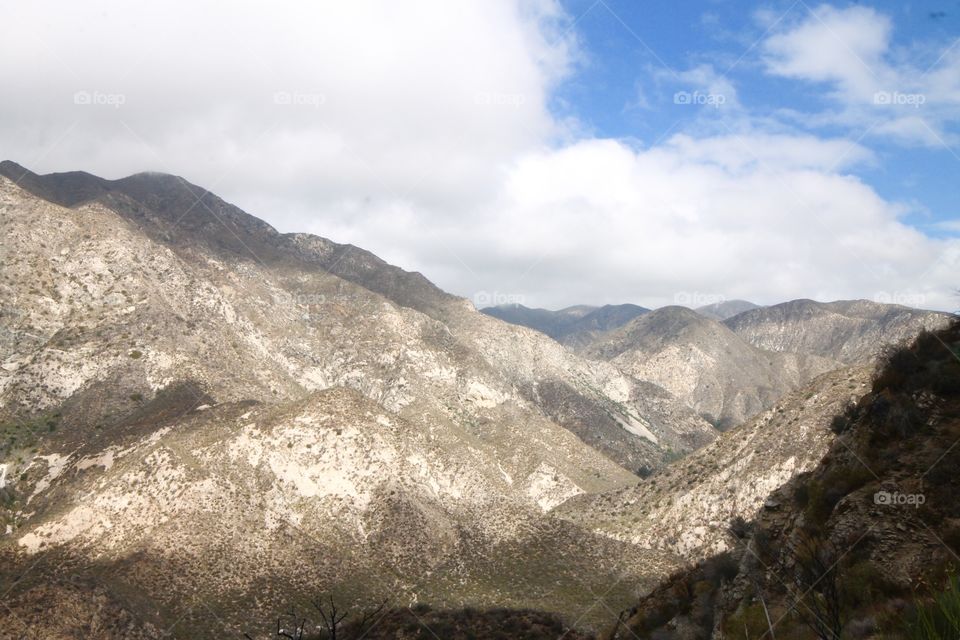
[481,302,650,348]
[484,298,948,429]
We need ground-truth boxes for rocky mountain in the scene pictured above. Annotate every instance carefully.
[604,318,960,639]
[694,299,760,321]
[486,295,945,434]
[481,303,649,348]
[0,163,717,637]
[556,363,872,558]
[581,306,840,429]
[724,298,950,363]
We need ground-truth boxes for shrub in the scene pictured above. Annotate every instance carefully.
[899,576,960,640]
[728,515,753,541]
[721,602,770,639]
[805,466,873,525]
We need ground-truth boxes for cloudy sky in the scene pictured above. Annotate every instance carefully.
[2,0,959,311]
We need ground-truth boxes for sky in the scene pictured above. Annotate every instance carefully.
[1,0,958,311]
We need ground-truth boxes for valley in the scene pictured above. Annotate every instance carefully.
[0,163,951,639]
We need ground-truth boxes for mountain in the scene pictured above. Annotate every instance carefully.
[694,299,760,321]
[724,298,951,363]
[0,163,714,636]
[481,303,649,348]
[581,306,839,429]
[556,363,872,557]
[605,318,960,639]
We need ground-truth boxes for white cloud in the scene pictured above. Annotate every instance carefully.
[343,134,957,311]
[0,0,574,214]
[761,4,960,148]
[763,4,892,98]
[0,1,956,312]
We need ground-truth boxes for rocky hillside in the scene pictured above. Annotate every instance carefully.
[0,164,717,637]
[604,319,960,639]
[725,298,950,363]
[581,307,840,429]
[0,161,715,472]
[556,363,872,558]
[481,303,649,349]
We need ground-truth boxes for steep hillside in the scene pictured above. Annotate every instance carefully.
[582,307,838,429]
[725,298,950,363]
[0,164,715,471]
[556,364,871,558]
[0,388,679,638]
[0,165,714,637]
[605,319,960,640]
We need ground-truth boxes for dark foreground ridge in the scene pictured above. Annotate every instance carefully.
[606,317,960,639]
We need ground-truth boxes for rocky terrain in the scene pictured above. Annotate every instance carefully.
[581,307,843,429]
[0,163,713,637]
[557,363,872,558]
[724,298,947,363]
[0,161,952,639]
[603,319,960,639]
[486,297,946,434]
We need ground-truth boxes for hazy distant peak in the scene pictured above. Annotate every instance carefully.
[694,299,760,321]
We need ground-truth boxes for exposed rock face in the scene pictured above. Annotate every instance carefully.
[0,165,711,636]
[724,298,951,363]
[581,307,839,429]
[606,319,960,640]
[556,364,872,558]
[0,160,948,638]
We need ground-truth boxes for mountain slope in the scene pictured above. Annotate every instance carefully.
[0,162,715,472]
[605,319,960,640]
[0,165,715,636]
[725,298,950,363]
[556,364,872,558]
[582,306,838,429]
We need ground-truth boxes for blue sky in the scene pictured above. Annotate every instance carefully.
[2,0,959,309]
[555,0,960,233]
